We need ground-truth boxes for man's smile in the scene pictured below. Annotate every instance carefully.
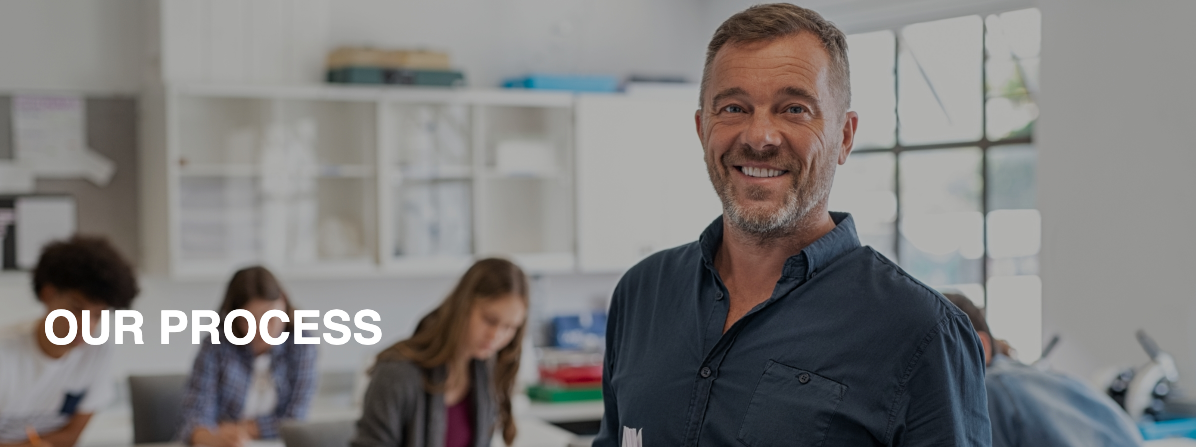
[733,163,790,180]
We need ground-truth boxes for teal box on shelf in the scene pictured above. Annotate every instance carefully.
[327,67,386,84]
[386,69,465,87]
[503,74,620,92]
[327,67,465,87]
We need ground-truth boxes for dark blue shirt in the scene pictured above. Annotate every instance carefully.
[594,213,991,447]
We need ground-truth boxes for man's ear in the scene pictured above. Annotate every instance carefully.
[838,111,858,165]
[977,331,993,366]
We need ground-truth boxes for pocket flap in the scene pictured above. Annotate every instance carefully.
[737,360,847,447]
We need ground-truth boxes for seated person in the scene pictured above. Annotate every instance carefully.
[178,266,317,447]
[0,235,140,447]
[351,258,529,447]
[943,293,1143,447]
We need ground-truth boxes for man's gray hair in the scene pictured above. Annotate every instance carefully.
[700,3,851,112]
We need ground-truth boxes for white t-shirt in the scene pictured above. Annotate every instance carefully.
[240,354,277,419]
[0,321,114,443]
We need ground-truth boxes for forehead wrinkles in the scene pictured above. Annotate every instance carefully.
[718,60,823,92]
[708,38,832,104]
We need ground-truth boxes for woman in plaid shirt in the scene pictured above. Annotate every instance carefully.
[178,266,318,447]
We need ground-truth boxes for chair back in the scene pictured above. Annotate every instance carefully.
[281,419,356,447]
[128,374,189,443]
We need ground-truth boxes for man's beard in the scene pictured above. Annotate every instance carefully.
[709,146,834,239]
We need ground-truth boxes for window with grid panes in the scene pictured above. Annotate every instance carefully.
[827,9,1043,360]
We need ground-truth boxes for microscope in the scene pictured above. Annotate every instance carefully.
[1107,330,1180,421]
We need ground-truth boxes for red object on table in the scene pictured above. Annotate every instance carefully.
[539,364,603,387]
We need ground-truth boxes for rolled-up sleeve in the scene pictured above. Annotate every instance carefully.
[890,313,992,446]
[178,343,221,443]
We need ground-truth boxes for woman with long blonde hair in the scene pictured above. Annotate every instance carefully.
[351,258,529,447]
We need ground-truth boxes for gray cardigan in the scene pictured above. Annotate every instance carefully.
[350,358,496,447]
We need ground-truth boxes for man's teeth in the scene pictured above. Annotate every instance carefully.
[741,166,784,178]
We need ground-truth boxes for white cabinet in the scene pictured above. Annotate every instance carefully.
[142,84,721,278]
[575,95,723,273]
[142,83,576,279]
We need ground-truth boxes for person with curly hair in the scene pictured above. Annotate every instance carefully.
[0,235,139,447]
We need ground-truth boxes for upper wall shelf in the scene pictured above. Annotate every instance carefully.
[172,83,576,108]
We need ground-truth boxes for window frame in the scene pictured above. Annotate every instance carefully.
[849,12,1037,309]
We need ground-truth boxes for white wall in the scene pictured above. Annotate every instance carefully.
[0,0,145,94]
[702,0,1034,35]
[0,0,710,92]
[1037,0,1196,390]
[328,0,709,88]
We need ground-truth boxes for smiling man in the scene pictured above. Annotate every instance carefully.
[593,4,991,447]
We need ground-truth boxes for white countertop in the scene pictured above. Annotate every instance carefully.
[1146,440,1196,447]
[78,399,593,447]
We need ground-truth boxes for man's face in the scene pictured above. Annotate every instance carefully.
[697,32,857,236]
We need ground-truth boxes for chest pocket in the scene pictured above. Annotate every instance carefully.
[59,391,86,415]
[737,360,847,447]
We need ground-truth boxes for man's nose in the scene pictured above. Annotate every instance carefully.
[742,112,782,151]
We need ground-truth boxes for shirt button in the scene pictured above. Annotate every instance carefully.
[798,373,811,384]
[700,367,712,378]
[715,292,724,300]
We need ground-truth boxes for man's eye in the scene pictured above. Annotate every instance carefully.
[787,105,806,114]
[723,105,745,113]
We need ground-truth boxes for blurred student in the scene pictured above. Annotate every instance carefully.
[178,266,317,447]
[0,235,140,447]
[351,258,529,447]
[944,293,1144,447]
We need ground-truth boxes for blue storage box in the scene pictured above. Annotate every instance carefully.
[503,74,620,92]
[1140,418,1196,440]
[551,311,607,350]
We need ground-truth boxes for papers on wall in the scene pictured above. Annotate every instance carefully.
[14,196,77,270]
[11,95,115,186]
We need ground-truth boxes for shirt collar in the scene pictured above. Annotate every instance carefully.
[699,212,862,280]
